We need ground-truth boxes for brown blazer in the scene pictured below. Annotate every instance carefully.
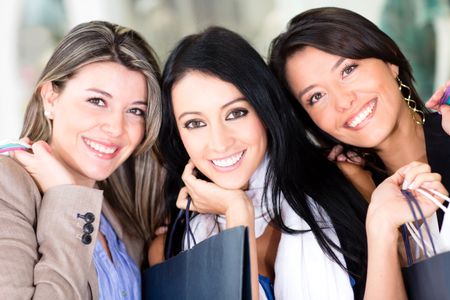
[0,156,144,299]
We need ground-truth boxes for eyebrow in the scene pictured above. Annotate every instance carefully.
[331,57,346,72]
[297,57,346,100]
[86,88,147,106]
[177,97,247,120]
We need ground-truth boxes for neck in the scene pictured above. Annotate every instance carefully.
[375,111,427,174]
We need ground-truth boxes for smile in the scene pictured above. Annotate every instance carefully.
[211,151,245,168]
[83,138,119,155]
[345,99,377,128]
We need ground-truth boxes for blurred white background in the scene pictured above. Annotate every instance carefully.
[1,0,449,139]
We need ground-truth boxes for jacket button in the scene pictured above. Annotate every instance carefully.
[81,233,92,245]
[77,212,95,223]
[83,223,94,234]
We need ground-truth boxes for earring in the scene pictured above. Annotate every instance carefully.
[397,77,425,125]
[44,110,52,119]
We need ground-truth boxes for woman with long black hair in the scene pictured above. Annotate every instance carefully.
[150,26,445,299]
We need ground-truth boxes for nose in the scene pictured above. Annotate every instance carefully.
[333,88,356,112]
[207,123,234,153]
[101,111,124,137]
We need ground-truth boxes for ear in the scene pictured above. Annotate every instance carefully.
[387,63,399,78]
[40,81,59,118]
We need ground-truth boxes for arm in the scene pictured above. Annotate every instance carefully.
[328,144,376,202]
[0,156,103,298]
[364,162,447,300]
[336,161,376,202]
[148,234,166,266]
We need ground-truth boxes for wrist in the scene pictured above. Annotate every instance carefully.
[366,210,399,245]
[225,192,254,228]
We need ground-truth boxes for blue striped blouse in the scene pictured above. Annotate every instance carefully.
[93,213,141,300]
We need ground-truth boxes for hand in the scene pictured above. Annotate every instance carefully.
[11,139,76,192]
[425,80,450,135]
[327,144,364,165]
[367,161,448,232]
[176,161,254,225]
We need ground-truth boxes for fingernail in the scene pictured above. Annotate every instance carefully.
[402,179,409,190]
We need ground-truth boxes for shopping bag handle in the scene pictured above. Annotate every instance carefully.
[166,196,197,258]
[400,188,450,265]
[402,189,437,259]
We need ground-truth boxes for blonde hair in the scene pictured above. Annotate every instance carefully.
[21,21,165,241]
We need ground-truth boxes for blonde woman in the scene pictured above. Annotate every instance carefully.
[0,21,164,299]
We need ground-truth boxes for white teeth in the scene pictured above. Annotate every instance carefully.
[212,152,244,167]
[85,139,117,154]
[347,102,375,128]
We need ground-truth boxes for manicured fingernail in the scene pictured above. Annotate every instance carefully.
[402,179,409,190]
[408,181,417,190]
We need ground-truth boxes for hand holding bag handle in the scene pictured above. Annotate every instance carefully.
[145,195,252,300]
[400,187,450,300]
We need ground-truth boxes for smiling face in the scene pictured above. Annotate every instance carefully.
[285,46,410,149]
[171,71,267,190]
[43,61,148,186]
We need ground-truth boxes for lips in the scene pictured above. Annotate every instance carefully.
[83,137,119,157]
[345,99,377,128]
[211,151,244,168]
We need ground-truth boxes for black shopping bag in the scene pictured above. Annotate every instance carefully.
[142,226,251,300]
[402,251,450,300]
[400,189,450,300]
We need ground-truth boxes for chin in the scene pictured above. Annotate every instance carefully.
[82,167,116,182]
[213,178,248,190]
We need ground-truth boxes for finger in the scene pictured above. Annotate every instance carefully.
[426,81,450,109]
[346,151,363,165]
[181,161,197,183]
[420,181,448,197]
[176,187,198,211]
[154,226,168,236]
[32,141,52,156]
[390,161,426,188]
[407,172,441,190]
[10,149,34,165]
[336,154,347,162]
[19,137,33,146]
[327,145,343,161]
[401,163,432,189]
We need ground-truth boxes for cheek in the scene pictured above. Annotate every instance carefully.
[179,131,204,160]
[304,106,335,133]
[247,120,267,146]
[128,122,146,146]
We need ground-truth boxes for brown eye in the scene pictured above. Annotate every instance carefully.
[308,92,324,105]
[184,119,206,129]
[226,109,248,120]
[88,97,106,107]
[342,64,357,77]
[128,108,146,117]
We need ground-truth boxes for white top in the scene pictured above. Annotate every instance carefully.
[183,156,354,300]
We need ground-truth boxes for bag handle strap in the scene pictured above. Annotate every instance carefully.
[401,189,437,259]
[401,187,450,265]
[165,196,197,258]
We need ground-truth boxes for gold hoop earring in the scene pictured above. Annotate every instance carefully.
[397,77,425,125]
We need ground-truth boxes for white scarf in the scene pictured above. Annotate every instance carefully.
[183,156,354,299]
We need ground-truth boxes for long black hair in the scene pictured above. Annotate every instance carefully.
[158,26,368,297]
[269,7,429,174]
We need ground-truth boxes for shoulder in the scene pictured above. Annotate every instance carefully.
[0,156,41,223]
[148,234,166,266]
[0,155,40,198]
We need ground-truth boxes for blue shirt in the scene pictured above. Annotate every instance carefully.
[93,213,141,300]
